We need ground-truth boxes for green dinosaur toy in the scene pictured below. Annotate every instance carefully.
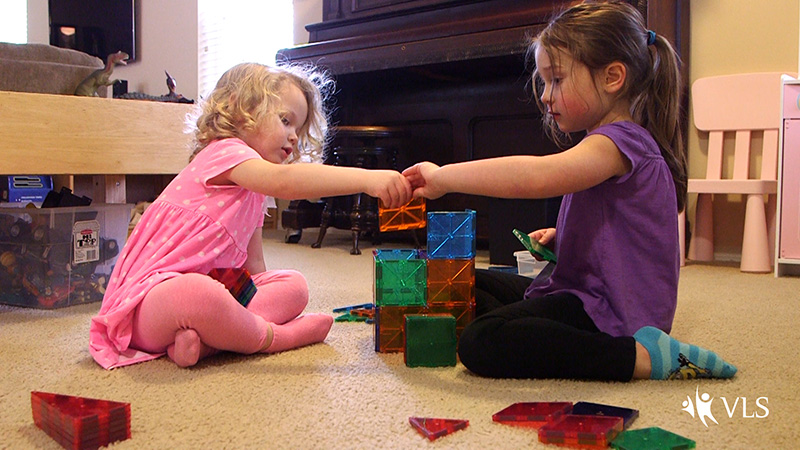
[74,51,129,97]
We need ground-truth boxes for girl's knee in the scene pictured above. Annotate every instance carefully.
[457,319,501,377]
[160,273,235,313]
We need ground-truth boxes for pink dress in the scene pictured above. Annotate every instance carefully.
[89,138,267,369]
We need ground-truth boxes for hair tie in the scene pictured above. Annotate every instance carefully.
[646,30,657,46]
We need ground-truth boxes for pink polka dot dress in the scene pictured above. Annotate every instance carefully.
[90,138,267,369]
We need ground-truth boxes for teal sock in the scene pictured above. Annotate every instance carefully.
[633,326,737,380]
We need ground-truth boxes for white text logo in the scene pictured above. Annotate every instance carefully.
[681,386,769,427]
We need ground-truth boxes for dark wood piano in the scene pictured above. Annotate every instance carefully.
[279,0,689,264]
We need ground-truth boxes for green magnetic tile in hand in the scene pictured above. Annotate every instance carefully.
[610,427,696,449]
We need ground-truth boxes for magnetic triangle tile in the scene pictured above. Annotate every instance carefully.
[571,401,639,429]
[31,391,131,449]
[409,417,469,441]
[610,427,696,450]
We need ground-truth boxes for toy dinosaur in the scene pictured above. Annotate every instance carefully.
[74,51,129,97]
[114,70,194,103]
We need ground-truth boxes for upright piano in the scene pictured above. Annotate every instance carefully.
[279,0,689,264]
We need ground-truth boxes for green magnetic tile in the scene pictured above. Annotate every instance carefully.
[404,314,457,367]
[610,427,696,449]
[374,249,427,306]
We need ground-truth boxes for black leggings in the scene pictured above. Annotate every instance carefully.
[458,269,636,381]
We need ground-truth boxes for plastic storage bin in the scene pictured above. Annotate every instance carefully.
[0,204,131,308]
[514,251,549,278]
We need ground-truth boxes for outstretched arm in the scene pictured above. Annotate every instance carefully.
[224,159,413,209]
[403,134,631,200]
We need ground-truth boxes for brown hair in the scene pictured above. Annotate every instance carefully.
[529,1,687,211]
[187,62,333,164]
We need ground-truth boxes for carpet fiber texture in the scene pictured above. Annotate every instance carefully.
[2,229,798,449]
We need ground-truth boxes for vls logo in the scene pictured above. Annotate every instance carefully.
[681,386,769,427]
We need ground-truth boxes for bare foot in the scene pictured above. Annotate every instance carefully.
[167,329,203,367]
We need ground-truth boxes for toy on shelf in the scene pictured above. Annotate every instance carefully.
[31,391,131,450]
[409,417,469,441]
[610,426,695,450]
[74,51,128,97]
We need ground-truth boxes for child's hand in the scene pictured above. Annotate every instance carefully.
[402,162,446,199]
[529,228,556,246]
[366,170,413,209]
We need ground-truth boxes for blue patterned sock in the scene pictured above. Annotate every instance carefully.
[633,326,737,380]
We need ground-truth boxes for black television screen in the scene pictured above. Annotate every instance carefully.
[49,0,136,62]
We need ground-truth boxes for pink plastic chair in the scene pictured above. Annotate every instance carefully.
[679,72,793,272]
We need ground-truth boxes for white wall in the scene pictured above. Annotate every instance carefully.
[293,0,323,45]
[27,1,320,101]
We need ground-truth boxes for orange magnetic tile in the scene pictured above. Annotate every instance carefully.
[379,197,426,232]
[426,258,475,306]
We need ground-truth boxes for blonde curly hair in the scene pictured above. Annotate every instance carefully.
[187,62,333,164]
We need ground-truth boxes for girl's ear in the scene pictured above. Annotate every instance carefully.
[603,62,627,94]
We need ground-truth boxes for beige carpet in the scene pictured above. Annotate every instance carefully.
[2,228,799,449]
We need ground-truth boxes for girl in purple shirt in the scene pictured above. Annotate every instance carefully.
[403,2,736,381]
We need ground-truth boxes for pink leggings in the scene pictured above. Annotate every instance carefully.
[130,270,331,360]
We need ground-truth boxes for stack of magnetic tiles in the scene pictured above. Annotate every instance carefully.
[31,391,131,449]
[374,200,476,368]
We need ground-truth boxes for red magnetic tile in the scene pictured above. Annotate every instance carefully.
[409,417,468,441]
[492,402,573,428]
[31,391,131,450]
[538,414,624,448]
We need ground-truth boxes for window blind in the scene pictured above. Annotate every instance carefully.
[197,0,294,99]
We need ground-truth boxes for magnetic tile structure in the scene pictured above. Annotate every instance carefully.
[404,314,457,367]
[492,402,573,428]
[610,427,696,450]
[409,417,469,441]
[373,210,477,355]
[538,414,624,449]
[379,197,427,232]
[31,391,131,450]
[571,401,639,429]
